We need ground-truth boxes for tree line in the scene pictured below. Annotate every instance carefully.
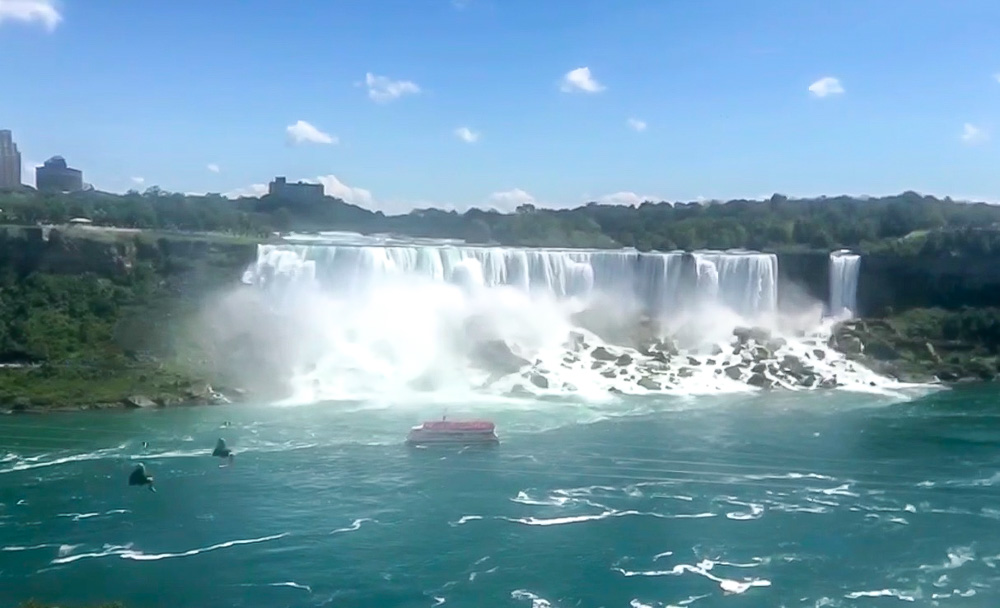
[2,188,999,254]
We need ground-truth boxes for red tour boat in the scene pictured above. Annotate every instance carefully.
[405,417,500,445]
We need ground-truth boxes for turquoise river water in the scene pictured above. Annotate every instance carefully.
[2,386,1000,607]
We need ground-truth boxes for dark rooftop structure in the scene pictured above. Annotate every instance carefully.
[36,156,84,193]
[268,176,324,204]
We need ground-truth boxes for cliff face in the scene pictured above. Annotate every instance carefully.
[0,227,258,283]
[856,252,1000,316]
[775,251,829,312]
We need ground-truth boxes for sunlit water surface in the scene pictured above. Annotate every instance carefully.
[3,387,1000,607]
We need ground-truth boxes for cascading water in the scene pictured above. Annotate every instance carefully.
[829,250,861,319]
[229,236,907,402]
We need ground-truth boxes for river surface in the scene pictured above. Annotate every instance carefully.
[2,386,1000,607]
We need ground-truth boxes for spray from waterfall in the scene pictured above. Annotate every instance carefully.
[199,235,915,403]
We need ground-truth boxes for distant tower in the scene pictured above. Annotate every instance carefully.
[0,130,22,190]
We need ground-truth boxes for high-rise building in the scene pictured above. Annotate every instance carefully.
[0,130,22,190]
[36,156,83,193]
[268,176,324,204]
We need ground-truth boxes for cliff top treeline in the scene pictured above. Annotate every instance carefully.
[3,187,1000,254]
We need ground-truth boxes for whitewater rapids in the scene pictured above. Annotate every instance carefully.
[222,235,925,404]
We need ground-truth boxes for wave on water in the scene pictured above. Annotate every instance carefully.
[50,533,288,565]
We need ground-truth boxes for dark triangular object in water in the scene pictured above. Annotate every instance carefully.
[212,438,232,458]
[129,463,153,486]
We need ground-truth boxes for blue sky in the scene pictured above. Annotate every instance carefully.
[2,0,1000,213]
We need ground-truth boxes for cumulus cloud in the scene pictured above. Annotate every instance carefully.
[626,118,647,132]
[808,76,844,98]
[286,120,337,145]
[364,72,421,103]
[595,191,661,206]
[486,188,537,211]
[207,163,220,173]
[0,0,62,31]
[225,183,268,199]
[560,67,605,93]
[454,127,480,143]
[961,123,989,144]
[130,176,145,185]
[308,175,375,207]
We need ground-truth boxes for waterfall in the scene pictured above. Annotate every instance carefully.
[243,243,779,321]
[829,250,861,318]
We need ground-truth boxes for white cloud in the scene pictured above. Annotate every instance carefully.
[626,118,647,132]
[130,176,145,185]
[454,126,480,143]
[364,72,421,104]
[961,123,989,144]
[560,67,605,94]
[808,76,844,98]
[286,120,337,145]
[308,175,375,207]
[0,0,61,31]
[595,191,661,206]
[224,183,268,198]
[486,188,537,212]
[207,163,220,173]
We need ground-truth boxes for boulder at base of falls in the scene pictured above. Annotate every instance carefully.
[507,384,533,397]
[123,395,156,409]
[747,373,772,389]
[781,355,809,376]
[616,354,634,366]
[686,356,701,366]
[528,372,549,389]
[812,349,826,360]
[471,340,530,374]
[564,331,587,352]
[592,346,618,362]
[733,326,771,345]
[765,337,787,352]
[653,337,680,356]
[591,361,605,369]
[638,377,661,390]
[724,365,743,380]
[678,367,695,378]
[751,362,767,373]
[601,369,617,379]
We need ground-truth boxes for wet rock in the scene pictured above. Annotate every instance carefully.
[724,365,742,380]
[508,384,532,397]
[686,356,701,366]
[734,326,771,344]
[562,382,577,391]
[818,377,839,389]
[765,337,787,352]
[710,344,724,356]
[609,387,624,395]
[865,340,900,361]
[601,369,617,379]
[471,340,530,374]
[747,373,771,389]
[529,373,549,389]
[752,346,771,361]
[638,377,661,390]
[565,331,587,352]
[592,347,617,362]
[781,355,808,376]
[678,367,695,378]
[801,374,817,388]
[655,337,680,356]
[123,395,156,409]
[834,335,864,355]
[591,361,605,369]
[616,354,634,366]
[751,362,767,373]
[706,358,716,366]
[651,351,670,364]
[812,349,826,360]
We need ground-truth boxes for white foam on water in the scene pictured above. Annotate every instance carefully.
[331,518,374,534]
[50,534,287,564]
[268,582,311,592]
[511,589,555,608]
[230,239,931,408]
[844,589,919,601]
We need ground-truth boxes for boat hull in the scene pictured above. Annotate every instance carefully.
[405,430,500,446]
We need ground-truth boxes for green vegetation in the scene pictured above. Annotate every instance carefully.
[832,308,1000,383]
[0,227,254,411]
[3,188,1000,253]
